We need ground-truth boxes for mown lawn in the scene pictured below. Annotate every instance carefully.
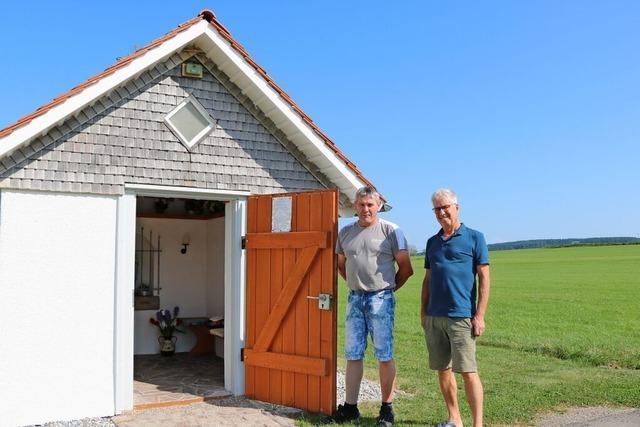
[301,244,640,426]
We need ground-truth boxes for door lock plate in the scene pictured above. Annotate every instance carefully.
[307,293,332,310]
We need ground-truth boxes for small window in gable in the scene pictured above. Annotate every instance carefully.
[164,96,215,150]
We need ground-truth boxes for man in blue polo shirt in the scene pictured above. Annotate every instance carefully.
[421,188,491,427]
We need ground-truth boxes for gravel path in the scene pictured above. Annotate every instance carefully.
[30,397,299,427]
[29,418,115,427]
[26,389,639,427]
[30,369,378,427]
[336,368,382,403]
[335,368,411,404]
[535,406,640,426]
[32,405,640,426]
[112,397,299,426]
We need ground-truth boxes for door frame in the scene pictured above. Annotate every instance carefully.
[114,183,249,413]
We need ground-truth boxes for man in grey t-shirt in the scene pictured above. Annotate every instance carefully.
[326,186,413,426]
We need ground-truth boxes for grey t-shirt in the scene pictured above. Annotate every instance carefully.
[335,219,409,292]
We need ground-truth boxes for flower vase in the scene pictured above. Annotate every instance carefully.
[158,336,177,356]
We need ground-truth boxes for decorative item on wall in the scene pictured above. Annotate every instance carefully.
[135,226,162,310]
[181,233,191,254]
[149,306,184,356]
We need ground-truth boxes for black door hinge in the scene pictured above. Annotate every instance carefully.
[241,236,246,249]
[240,347,245,361]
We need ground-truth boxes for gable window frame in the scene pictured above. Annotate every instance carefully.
[164,95,215,151]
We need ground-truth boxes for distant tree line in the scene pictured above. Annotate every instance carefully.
[487,237,640,251]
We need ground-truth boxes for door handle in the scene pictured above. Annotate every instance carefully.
[307,293,332,310]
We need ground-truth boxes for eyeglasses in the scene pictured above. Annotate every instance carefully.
[432,204,453,212]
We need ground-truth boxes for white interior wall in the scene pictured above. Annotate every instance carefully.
[206,217,225,317]
[0,190,117,426]
[206,217,225,356]
[134,216,224,355]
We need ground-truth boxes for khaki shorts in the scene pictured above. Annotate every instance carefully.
[422,315,477,373]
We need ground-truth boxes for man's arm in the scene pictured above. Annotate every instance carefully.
[421,269,431,325]
[472,264,491,336]
[393,250,413,291]
[337,254,347,280]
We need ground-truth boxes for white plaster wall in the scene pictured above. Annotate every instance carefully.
[0,190,117,426]
[134,217,224,355]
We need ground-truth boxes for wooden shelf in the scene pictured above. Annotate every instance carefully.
[135,296,159,311]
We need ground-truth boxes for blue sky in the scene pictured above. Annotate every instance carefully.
[1,1,638,247]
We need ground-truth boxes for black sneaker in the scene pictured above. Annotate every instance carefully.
[322,404,361,424]
[376,404,395,426]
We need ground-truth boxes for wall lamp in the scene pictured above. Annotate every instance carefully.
[181,233,191,254]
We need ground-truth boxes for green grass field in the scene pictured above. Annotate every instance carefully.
[302,244,640,426]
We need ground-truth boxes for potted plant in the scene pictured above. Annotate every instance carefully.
[149,306,184,356]
[153,197,173,214]
[184,199,205,215]
[135,283,151,297]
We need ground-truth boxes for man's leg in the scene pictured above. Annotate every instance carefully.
[449,318,480,427]
[344,290,366,405]
[322,290,363,423]
[461,372,483,427]
[369,290,396,425]
[345,359,364,404]
[438,368,463,427]
[378,359,396,402]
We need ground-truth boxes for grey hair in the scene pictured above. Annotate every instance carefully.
[431,188,458,205]
[354,186,382,206]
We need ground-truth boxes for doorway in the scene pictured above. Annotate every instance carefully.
[132,195,227,407]
[114,185,248,413]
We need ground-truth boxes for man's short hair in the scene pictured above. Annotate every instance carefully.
[431,188,458,205]
[354,186,382,206]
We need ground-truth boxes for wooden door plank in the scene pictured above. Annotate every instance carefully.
[245,231,329,249]
[307,191,323,412]
[244,350,328,376]
[281,245,296,406]
[282,193,298,407]
[252,245,319,352]
[255,195,273,401]
[294,192,311,410]
[269,246,284,404]
[320,190,338,414]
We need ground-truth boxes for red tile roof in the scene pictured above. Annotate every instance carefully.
[0,9,377,193]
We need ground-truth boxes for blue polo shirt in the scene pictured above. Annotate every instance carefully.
[424,224,489,318]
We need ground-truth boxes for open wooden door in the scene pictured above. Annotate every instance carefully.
[245,189,337,415]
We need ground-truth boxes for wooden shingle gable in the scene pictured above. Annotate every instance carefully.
[0,52,328,196]
[0,10,383,212]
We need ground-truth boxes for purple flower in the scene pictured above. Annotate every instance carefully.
[150,306,184,339]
